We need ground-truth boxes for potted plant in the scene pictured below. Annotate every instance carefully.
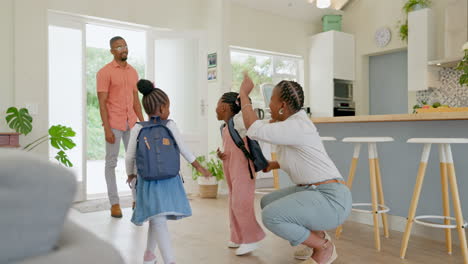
[398,20,409,41]
[398,0,432,42]
[3,106,77,167]
[456,42,468,86]
[403,0,431,13]
[190,151,224,198]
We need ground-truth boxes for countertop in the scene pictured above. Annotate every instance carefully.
[311,112,468,124]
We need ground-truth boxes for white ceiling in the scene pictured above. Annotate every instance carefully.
[229,0,345,23]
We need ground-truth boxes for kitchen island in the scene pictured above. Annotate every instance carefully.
[276,112,468,238]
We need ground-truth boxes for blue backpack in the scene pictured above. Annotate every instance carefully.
[136,116,180,181]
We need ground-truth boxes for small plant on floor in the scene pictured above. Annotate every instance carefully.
[5,106,77,167]
[190,151,224,182]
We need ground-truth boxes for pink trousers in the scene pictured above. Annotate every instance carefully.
[222,128,266,244]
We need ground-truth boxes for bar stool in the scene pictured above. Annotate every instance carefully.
[335,137,394,251]
[400,138,468,263]
[321,136,337,142]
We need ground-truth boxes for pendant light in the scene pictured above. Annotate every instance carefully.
[316,0,331,8]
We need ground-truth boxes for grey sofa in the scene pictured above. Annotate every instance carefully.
[0,150,125,264]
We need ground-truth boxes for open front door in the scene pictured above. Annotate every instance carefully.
[150,30,208,192]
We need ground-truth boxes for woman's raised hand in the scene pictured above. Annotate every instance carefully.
[239,71,255,96]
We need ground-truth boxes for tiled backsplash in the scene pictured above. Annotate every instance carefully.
[416,68,468,107]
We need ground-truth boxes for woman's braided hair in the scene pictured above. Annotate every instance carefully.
[137,79,169,115]
[276,80,304,113]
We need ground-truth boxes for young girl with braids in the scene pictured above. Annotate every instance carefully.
[238,73,352,264]
[125,79,211,264]
[215,92,266,256]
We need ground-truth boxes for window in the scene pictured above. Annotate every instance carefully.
[230,47,304,108]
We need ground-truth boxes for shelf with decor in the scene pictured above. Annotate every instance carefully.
[0,133,20,148]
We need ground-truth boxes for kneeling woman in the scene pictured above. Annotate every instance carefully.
[238,74,352,264]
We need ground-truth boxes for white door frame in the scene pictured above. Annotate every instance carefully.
[48,11,87,202]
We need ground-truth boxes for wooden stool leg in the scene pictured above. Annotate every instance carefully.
[335,143,361,239]
[400,143,431,259]
[445,144,468,264]
[374,144,389,238]
[369,143,381,251]
[272,152,280,190]
[439,144,452,255]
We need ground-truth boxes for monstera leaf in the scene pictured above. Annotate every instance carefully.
[55,150,73,167]
[5,107,33,135]
[49,125,76,151]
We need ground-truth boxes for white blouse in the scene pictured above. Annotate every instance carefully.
[125,120,196,176]
[246,110,342,184]
[233,112,247,138]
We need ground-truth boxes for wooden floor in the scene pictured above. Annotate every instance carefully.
[69,194,465,264]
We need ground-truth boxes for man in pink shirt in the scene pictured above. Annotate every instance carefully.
[96,36,144,218]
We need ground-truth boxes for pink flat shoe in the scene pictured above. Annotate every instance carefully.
[143,250,157,264]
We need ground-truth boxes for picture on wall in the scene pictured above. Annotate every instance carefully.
[208,68,217,81]
[207,52,217,81]
[208,53,217,68]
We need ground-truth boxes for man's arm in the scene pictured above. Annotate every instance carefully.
[133,91,144,122]
[97,92,115,144]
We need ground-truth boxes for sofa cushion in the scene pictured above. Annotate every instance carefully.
[0,150,76,263]
[16,220,125,264]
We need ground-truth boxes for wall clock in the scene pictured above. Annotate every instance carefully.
[375,27,391,48]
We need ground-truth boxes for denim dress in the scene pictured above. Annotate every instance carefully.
[131,175,192,225]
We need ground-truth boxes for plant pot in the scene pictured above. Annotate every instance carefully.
[198,184,218,198]
[0,133,20,148]
[197,177,218,198]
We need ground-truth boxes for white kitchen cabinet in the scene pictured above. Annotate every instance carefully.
[309,31,355,117]
[333,31,355,80]
[408,8,435,91]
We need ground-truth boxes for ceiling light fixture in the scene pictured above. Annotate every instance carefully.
[316,0,331,8]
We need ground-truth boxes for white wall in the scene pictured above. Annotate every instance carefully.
[200,0,229,154]
[228,3,321,106]
[0,0,15,131]
[342,0,461,115]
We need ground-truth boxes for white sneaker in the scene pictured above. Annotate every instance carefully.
[227,241,240,248]
[235,242,258,255]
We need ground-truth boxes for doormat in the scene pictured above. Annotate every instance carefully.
[72,195,194,214]
[72,195,134,213]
